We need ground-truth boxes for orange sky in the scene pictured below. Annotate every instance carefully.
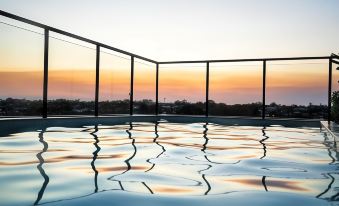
[0,17,336,105]
[0,62,334,105]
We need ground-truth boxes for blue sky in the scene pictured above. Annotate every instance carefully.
[0,0,338,61]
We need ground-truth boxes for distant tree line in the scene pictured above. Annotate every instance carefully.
[331,91,339,123]
[0,98,328,119]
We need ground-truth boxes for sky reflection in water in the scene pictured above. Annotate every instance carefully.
[0,121,338,205]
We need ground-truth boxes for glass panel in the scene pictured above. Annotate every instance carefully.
[0,17,44,116]
[99,48,130,115]
[134,60,156,114]
[48,32,96,115]
[266,60,328,118]
[209,62,262,117]
[159,64,205,115]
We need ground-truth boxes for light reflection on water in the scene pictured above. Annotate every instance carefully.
[0,121,338,205]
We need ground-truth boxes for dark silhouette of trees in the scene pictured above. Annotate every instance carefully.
[99,99,130,114]
[134,99,155,114]
[209,100,261,116]
[0,98,328,118]
[0,98,42,116]
[331,91,339,123]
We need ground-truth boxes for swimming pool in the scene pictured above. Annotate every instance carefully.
[0,117,337,206]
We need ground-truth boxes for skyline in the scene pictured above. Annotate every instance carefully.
[0,1,338,106]
[0,28,334,105]
[0,62,332,105]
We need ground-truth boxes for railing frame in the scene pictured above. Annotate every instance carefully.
[205,62,210,117]
[130,57,134,115]
[95,45,100,117]
[262,60,266,119]
[328,57,333,121]
[155,63,159,115]
[42,28,49,118]
[0,10,338,120]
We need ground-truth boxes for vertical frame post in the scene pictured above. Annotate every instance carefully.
[206,62,209,117]
[262,60,266,119]
[328,58,332,121]
[155,63,159,115]
[130,56,134,115]
[95,45,100,117]
[42,29,49,118]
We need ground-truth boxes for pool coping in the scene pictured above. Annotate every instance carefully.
[0,115,322,126]
[0,115,323,137]
[320,121,339,141]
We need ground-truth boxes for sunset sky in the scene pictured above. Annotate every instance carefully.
[0,0,339,105]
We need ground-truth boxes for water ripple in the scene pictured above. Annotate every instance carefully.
[0,122,337,205]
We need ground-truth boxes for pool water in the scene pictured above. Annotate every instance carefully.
[0,121,338,206]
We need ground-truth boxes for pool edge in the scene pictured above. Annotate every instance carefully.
[320,121,339,142]
[0,115,322,137]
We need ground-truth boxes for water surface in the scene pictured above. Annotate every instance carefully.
[0,121,338,205]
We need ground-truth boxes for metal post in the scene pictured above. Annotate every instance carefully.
[95,45,100,117]
[42,29,49,118]
[262,60,266,119]
[155,63,159,115]
[328,58,332,121]
[206,62,209,117]
[130,56,134,115]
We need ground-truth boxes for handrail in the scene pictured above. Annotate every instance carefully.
[158,56,331,64]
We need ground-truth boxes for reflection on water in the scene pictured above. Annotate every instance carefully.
[260,127,269,159]
[90,125,100,193]
[34,130,49,205]
[0,121,338,205]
